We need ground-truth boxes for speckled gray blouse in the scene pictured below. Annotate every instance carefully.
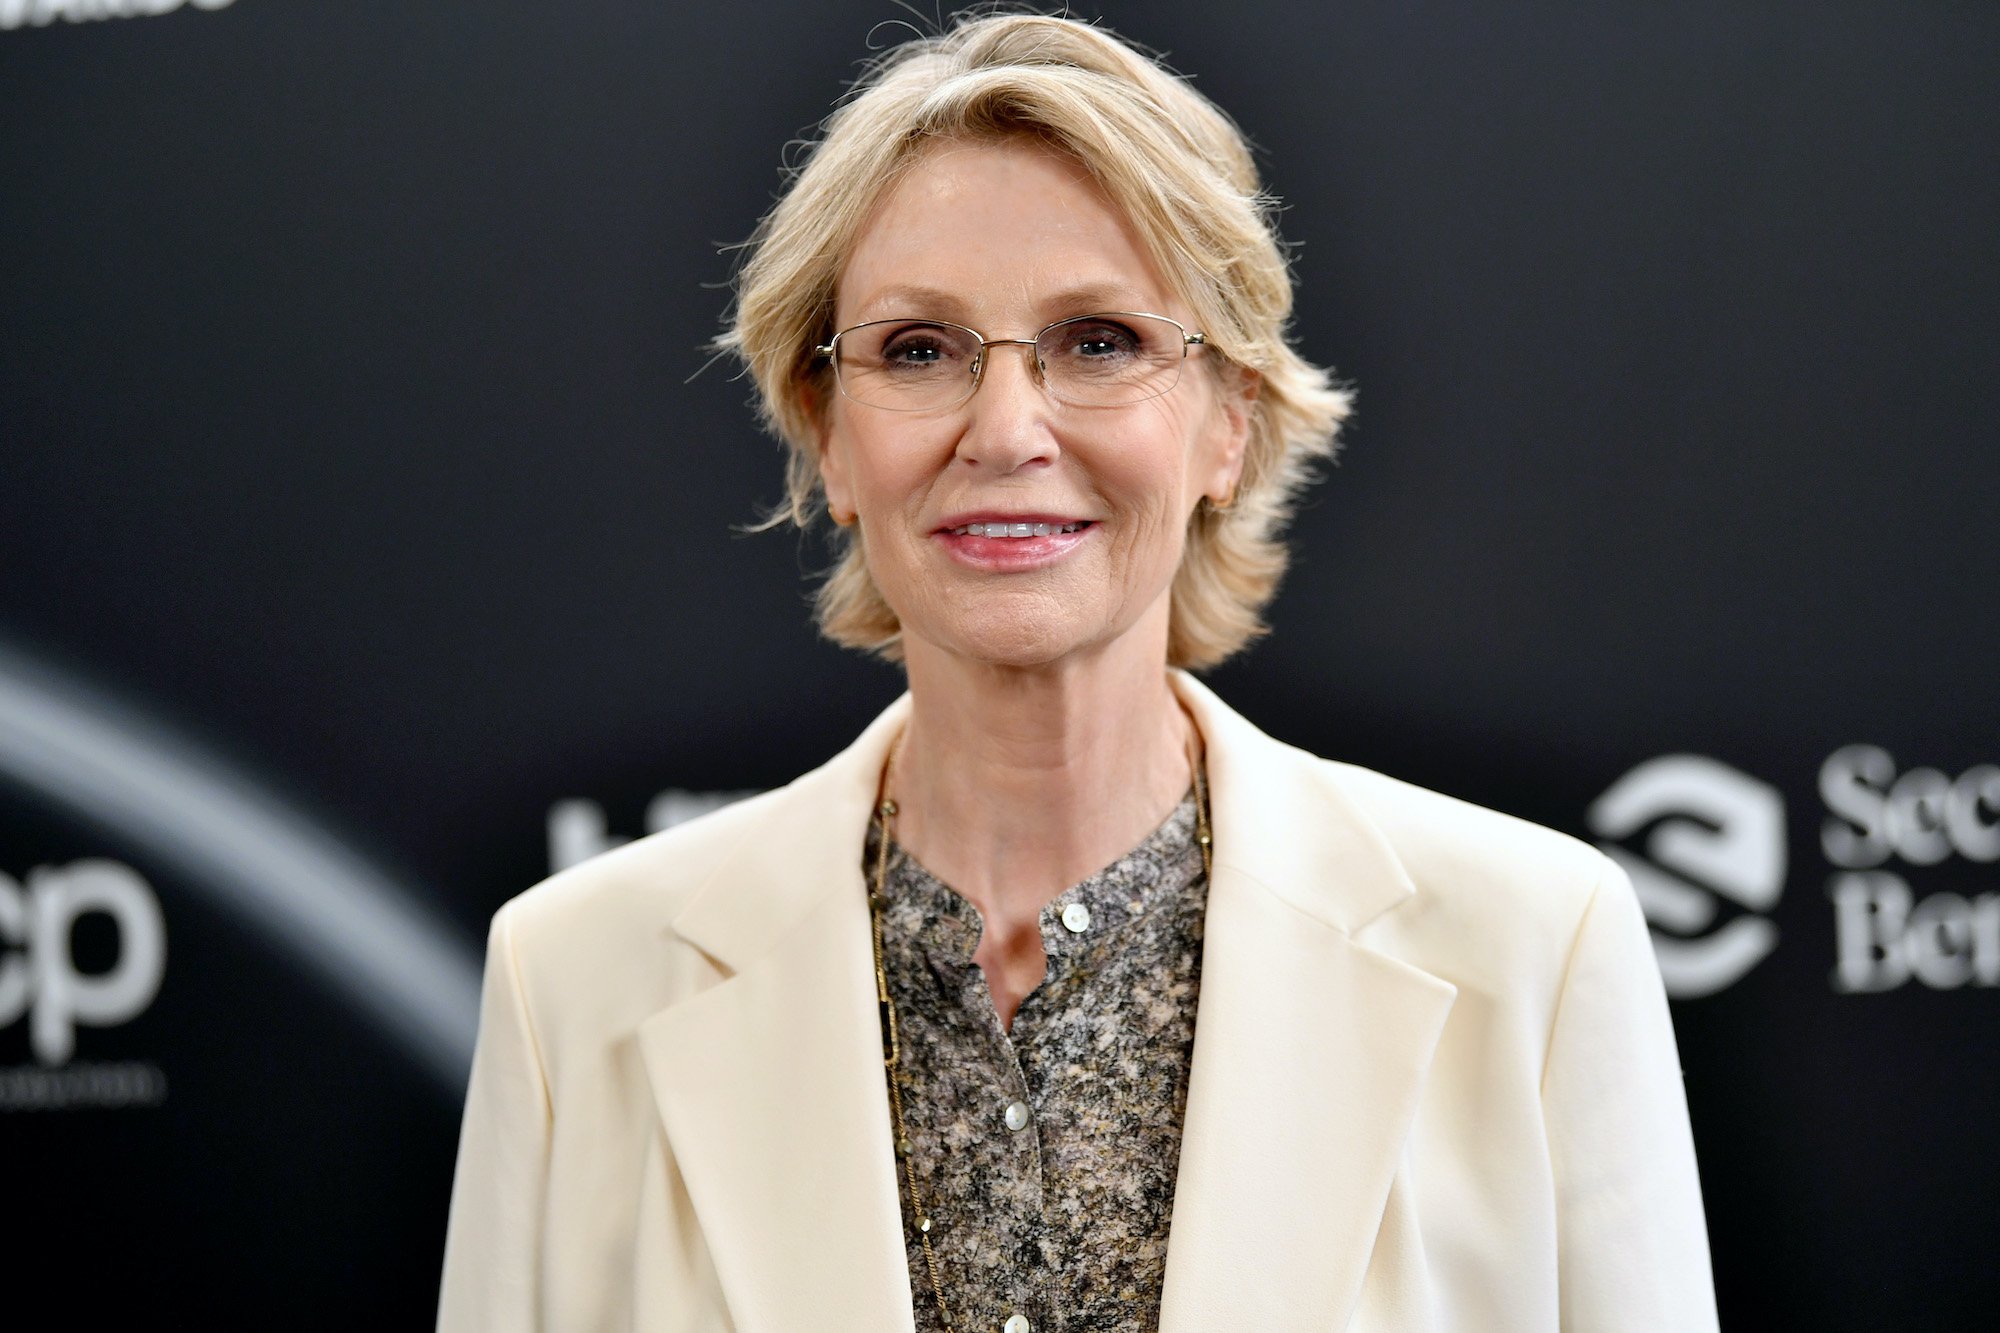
[866,789,1208,1333]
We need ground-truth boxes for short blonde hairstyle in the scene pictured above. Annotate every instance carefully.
[716,10,1350,669]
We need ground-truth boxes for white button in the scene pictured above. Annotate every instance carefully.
[1061,902,1091,933]
[1004,1100,1030,1131]
[1005,1316,1032,1333]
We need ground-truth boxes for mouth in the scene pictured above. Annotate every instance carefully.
[931,515,1098,572]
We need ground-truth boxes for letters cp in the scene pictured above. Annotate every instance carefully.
[0,860,166,1065]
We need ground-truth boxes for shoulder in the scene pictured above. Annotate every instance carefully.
[1311,754,1628,984]
[484,784,791,1011]
[1274,750,1660,1075]
[480,693,909,1036]
[500,786,776,941]
[1325,759,1613,906]
[1181,674,1625,973]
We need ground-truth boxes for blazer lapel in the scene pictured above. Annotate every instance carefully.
[1160,675,1458,1331]
[636,698,917,1333]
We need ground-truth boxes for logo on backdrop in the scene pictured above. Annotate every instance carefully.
[1589,756,1786,999]
[0,859,168,1110]
[1,0,236,31]
[1819,746,2000,993]
[0,640,480,1100]
[1593,748,2000,998]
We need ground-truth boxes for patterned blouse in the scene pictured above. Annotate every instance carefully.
[866,790,1209,1333]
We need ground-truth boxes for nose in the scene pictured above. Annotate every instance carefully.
[956,340,1059,473]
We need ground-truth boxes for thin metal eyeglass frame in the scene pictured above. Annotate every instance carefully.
[812,311,1207,412]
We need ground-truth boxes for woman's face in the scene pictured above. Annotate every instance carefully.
[818,139,1254,671]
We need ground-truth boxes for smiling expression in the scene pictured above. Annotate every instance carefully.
[817,139,1253,670]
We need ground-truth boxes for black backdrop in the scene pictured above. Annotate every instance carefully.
[2,1,1995,1326]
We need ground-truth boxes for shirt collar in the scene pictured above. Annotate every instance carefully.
[875,788,1205,970]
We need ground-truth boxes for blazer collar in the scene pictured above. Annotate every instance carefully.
[666,688,907,977]
[1174,670,1417,933]
[638,673,1456,1332]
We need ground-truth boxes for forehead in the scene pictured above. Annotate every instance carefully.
[836,138,1178,328]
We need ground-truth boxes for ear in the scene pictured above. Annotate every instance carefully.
[1202,364,1259,506]
[813,393,859,527]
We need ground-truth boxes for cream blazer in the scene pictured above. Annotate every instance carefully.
[437,673,1718,1331]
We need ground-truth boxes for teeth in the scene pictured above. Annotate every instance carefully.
[951,521,1089,538]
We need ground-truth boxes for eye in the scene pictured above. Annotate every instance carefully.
[886,337,943,364]
[877,323,971,371]
[1053,318,1142,359]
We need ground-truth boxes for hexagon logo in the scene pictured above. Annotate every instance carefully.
[1589,755,1787,998]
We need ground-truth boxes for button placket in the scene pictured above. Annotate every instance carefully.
[874,794,1207,1333]
[998,1045,1043,1184]
[993,1032,1059,1332]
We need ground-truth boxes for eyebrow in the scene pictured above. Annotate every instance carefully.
[849,281,1163,326]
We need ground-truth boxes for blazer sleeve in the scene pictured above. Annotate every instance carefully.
[1541,855,1721,1332]
[437,902,551,1333]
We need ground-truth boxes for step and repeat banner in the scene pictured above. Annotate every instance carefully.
[2,1,1993,1326]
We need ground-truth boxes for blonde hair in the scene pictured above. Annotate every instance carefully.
[716,10,1350,669]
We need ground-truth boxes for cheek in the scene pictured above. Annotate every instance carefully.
[845,436,946,596]
[1084,436,1201,602]
[837,424,933,514]
[1103,409,1205,524]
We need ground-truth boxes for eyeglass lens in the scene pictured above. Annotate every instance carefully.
[832,313,1188,411]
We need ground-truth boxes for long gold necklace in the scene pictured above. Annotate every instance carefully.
[865,718,1212,1333]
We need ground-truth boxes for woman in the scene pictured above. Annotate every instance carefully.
[437,14,1717,1332]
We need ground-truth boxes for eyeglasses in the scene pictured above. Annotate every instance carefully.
[813,311,1206,413]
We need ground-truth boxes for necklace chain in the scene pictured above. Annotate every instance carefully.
[865,719,1213,1333]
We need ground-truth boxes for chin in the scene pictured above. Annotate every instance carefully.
[951,626,1081,670]
[922,605,1103,671]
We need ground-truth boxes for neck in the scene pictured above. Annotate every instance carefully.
[890,621,1196,932]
